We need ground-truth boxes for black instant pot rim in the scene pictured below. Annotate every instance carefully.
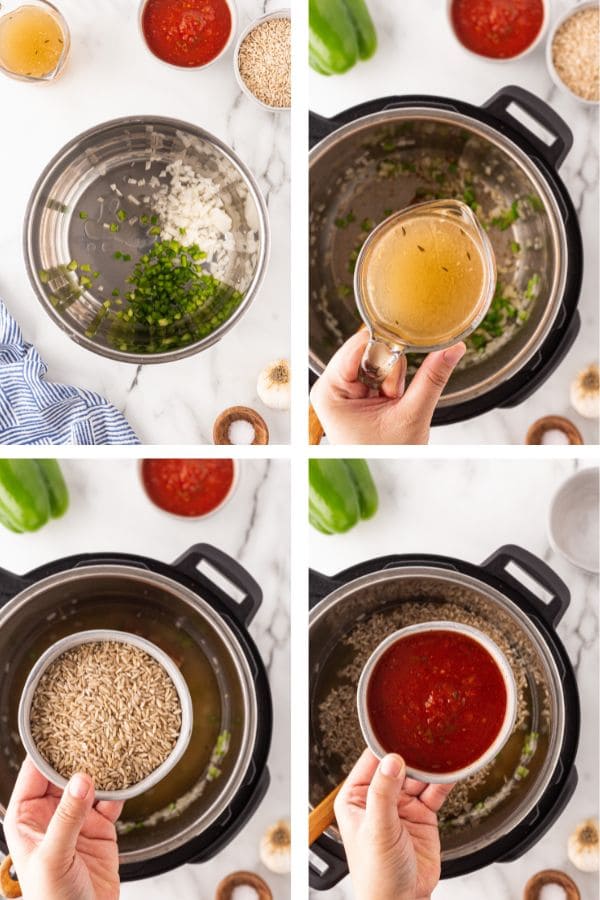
[308,90,583,426]
[0,549,273,882]
[308,549,580,887]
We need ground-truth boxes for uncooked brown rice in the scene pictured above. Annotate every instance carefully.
[551,5,600,101]
[30,641,182,792]
[237,17,291,108]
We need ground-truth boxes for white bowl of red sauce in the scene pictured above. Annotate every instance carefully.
[140,458,239,520]
[139,0,237,70]
[357,621,517,784]
[447,0,548,62]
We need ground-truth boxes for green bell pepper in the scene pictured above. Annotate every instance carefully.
[0,460,69,533]
[309,458,378,534]
[309,0,378,76]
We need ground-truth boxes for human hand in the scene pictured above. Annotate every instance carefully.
[4,756,123,900]
[334,750,454,900]
[310,330,466,444]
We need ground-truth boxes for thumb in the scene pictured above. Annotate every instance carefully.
[365,754,406,838]
[402,343,466,425]
[42,773,94,867]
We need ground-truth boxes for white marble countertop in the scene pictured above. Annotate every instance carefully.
[0,458,290,899]
[310,458,599,900]
[309,0,599,445]
[0,0,290,445]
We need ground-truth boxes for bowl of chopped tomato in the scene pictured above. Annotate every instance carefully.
[139,0,237,71]
[357,620,517,783]
[140,458,239,520]
[447,0,548,62]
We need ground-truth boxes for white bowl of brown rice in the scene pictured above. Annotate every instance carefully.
[546,1,600,105]
[233,9,291,111]
[18,630,193,802]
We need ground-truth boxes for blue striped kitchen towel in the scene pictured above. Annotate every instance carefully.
[0,301,139,445]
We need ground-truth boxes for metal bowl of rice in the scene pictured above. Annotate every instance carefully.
[23,116,270,364]
[18,629,194,801]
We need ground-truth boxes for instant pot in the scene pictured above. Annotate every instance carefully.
[309,545,580,889]
[0,544,272,882]
[309,86,583,425]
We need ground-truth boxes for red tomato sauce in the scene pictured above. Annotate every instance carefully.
[142,459,234,517]
[367,630,507,773]
[450,0,544,59]
[141,0,232,68]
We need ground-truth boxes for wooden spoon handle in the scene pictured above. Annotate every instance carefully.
[0,856,22,899]
[309,781,345,846]
[309,403,325,445]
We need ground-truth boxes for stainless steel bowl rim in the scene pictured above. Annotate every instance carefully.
[18,628,194,802]
[309,105,569,405]
[309,564,566,860]
[24,115,271,365]
[356,620,517,783]
[0,564,259,865]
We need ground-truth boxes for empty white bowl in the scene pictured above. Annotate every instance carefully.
[549,467,600,573]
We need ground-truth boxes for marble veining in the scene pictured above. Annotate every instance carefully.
[310,0,599,445]
[310,458,598,900]
[0,0,289,445]
[0,459,290,899]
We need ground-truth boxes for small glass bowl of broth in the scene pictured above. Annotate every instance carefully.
[354,199,496,388]
[0,0,69,82]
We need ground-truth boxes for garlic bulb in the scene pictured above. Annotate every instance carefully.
[257,360,290,411]
[259,819,291,874]
[570,364,599,418]
[567,818,599,872]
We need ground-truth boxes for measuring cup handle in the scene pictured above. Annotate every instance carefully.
[358,339,402,389]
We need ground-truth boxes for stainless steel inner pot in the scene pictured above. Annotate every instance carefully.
[0,565,258,867]
[309,566,565,863]
[310,107,568,406]
[24,116,269,364]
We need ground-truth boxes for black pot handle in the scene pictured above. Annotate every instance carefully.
[309,839,348,891]
[497,765,578,862]
[309,112,342,149]
[189,766,270,863]
[0,567,29,608]
[172,544,262,626]
[482,85,573,170]
[498,310,581,409]
[482,544,570,628]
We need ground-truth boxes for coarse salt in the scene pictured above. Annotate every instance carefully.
[231,887,259,900]
[541,429,570,445]
[229,419,255,445]
[539,885,567,900]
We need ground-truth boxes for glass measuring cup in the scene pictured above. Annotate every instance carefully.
[354,199,497,388]
[0,0,70,82]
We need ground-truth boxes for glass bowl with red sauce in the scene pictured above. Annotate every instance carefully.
[140,458,239,520]
[447,0,548,62]
[357,621,517,783]
[139,0,237,70]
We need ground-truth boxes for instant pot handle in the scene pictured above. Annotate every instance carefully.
[482,85,573,170]
[481,544,570,628]
[497,765,578,862]
[309,839,349,891]
[0,567,30,608]
[172,544,262,626]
